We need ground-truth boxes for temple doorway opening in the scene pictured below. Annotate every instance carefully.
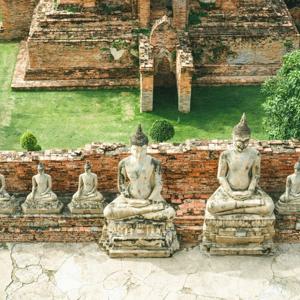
[150,0,173,22]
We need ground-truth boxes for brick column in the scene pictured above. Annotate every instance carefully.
[172,0,188,31]
[139,35,154,112]
[177,70,192,113]
[138,0,150,27]
[176,48,193,113]
[140,72,154,112]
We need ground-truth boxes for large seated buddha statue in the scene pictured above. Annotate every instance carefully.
[68,162,104,214]
[102,125,179,257]
[276,160,300,214]
[203,114,275,255]
[22,163,63,214]
[104,125,175,221]
[207,113,274,216]
[0,173,17,214]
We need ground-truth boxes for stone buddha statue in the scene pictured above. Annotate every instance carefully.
[103,125,175,221]
[207,113,274,216]
[276,160,300,213]
[0,173,17,214]
[22,163,63,214]
[68,162,104,214]
[0,174,11,202]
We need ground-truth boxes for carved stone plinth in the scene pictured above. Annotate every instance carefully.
[276,201,300,215]
[0,199,18,215]
[21,200,63,215]
[100,219,179,258]
[68,201,103,215]
[203,211,275,255]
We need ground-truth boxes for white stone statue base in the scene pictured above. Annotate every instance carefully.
[0,199,18,215]
[21,200,64,215]
[276,200,300,215]
[203,210,276,255]
[68,201,103,215]
[100,218,179,258]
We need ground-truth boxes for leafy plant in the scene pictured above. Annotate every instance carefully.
[132,28,151,36]
[20,131,42,151]
[189,9,201,25]
[262,50,300,139]
[149,120,175,142]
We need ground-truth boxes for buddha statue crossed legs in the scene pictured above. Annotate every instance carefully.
[207,113,274,216]
[203,114,275,255]
[104,125,175,221]
[102,125,178,257]
[0,173,17,214]
[276,160,300,214]
[22,163,63,214]
[68,162,104,214]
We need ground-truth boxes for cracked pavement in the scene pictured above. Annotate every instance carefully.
[0,243,300,300]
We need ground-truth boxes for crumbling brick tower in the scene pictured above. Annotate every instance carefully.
[1,0,298,113]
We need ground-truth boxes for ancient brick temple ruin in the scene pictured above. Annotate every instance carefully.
[0,0,299,112]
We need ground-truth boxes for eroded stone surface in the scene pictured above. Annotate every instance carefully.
[0,243,300,299]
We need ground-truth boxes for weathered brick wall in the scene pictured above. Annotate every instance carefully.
[26,41,138,80]
[0,0,38,40]
[189,0,299,84]
[0,140,300,245]
[190,33,299,85]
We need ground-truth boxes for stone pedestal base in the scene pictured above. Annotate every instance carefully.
[100,219,179,258]
[203,211,275,255]
[22,201,64,215]
[68,202,103,215]
[276,201,300,215]
[0,199,18,215]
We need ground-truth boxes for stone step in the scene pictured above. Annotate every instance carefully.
[108,249,172,258]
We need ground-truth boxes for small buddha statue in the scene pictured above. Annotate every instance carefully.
[207,113,274,216]
[68,162,104,214]
[276,160,300,213]
[0,174,11,202]
[22,163,63,214]
[103,125,175,221]
[0,173,17,214]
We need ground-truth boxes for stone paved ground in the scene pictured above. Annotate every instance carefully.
[1,243,300,300]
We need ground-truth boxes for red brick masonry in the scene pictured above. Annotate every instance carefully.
[0,140,299,245]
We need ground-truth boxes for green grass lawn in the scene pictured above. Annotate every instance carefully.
[0,42,268,151]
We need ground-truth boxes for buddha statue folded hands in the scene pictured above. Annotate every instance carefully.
[22,163,63,214]
[207,113,274,216]
[0,173,17,214]
[68,161,104,214]
[203,114,275,255]
[276,160,300,214]
[101,125,179,258]
[104,125,175,221]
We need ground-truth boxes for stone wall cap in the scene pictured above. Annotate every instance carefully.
[1,139,300,161]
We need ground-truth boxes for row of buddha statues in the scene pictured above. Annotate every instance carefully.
[0,118,299,256]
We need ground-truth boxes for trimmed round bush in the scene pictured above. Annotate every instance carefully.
[149,120,175,142]
[20,131,41,151]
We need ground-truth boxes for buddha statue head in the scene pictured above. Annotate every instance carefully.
[84,161,92,173]
[130,124,149,160]
[294,160,300,174]
[232,113,251,152]
[37,162,45,174]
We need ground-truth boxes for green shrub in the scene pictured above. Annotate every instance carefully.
[149,120,175,142]
[20,131,42,151]
[262,50,300,139]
